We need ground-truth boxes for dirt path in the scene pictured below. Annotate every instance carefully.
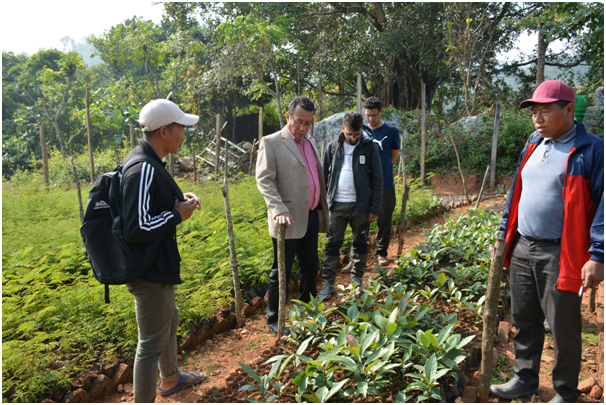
[101,196,602,403]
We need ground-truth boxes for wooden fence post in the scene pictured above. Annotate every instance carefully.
[357,73,362,114]
[168,153,174,176]
[40,123,50,188]
[192,143,197,183]
[478,238,507,402]
[259,107,264,142]
[85,87,95,184]
[130,124,135,150]
[420,81,426,185]
[475,165,491,209]
[277,224,288,338]
[70,157,84,223]
[215,114,222,174]
[221,179,244,328]
[490,101,502,188]
[448,132,470,204]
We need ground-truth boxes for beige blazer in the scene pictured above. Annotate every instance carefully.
[256,127,329,239]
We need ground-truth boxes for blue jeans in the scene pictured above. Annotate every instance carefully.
[126,279,181,403]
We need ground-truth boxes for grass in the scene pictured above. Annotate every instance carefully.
[582,328,600,345]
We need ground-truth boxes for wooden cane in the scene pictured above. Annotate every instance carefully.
[277,224,288,338]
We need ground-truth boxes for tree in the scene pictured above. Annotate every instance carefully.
[22,51,84,158]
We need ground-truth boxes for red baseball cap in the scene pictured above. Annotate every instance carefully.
[519,80,576,109]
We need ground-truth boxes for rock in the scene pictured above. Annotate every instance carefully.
[595,86,604,106]
[498,321,511,345]
[456,369,469,387]
[498,371,509,382]
[181,156,193,170]
[41,399,55,403]
[241,303,253,317]
[251,296,265,312]
[241,141,252,151]
[386,268,395,278]
[504,313,514,324]
[225,312,237,331]
[212,316,227,334]
[124,383,134,394]
[541,355,554,363]
[88,374,115,402]
[589,384,603,400]
[468,371,481,388]
[177,355,183,361]
[312,113,347,145]
[112,363,133,386]
[579,376,597,393]
[179,332,198,352]
[102,360,119,378]
[196,325,213,344]
[470,195,477,202]
[462,385,477,402]
[117,384,124,393]
[63,389,90,403]
[81,375,94,390]
[455,397,467,403]
[51,386,65,402]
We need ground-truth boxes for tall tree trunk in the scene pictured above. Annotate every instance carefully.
[536,30,548,88]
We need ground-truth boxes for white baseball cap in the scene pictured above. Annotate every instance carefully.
[138,99,199,132]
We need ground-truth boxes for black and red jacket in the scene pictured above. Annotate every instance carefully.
[499,121,604,293]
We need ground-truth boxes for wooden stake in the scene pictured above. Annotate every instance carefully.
[357,73,362,114]
[39,123,50,188]
[215,114,222,174]
[420,81,426,185]
[478,238,507,402]
[70,157,84,223]
[192,143,197,183]
[490,101,502,188]
[259,107,264,142]
[475,165,491,209]
[221,179,244,328]
[249,143,256,175]
[85,87,95,184]
[277,223,288,338]
[168,153,174,176]
[397,183,410,256]
[130,124,135,150]
[448,132,470,204]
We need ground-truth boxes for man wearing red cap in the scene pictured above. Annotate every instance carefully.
[491,80,604,403]
[123,99,205,401]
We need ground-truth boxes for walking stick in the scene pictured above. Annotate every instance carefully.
[277,224,288,338]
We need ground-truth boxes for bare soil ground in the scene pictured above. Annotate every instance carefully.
[101,194,603,403]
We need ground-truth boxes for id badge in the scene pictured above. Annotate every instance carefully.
[359,155,366,165]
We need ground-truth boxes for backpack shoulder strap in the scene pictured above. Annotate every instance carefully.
[121,155,183,201]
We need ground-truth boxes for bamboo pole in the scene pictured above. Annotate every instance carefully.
[215,114,222,174]
[277,223,288,338]
[221,179,244,328]
[478,238,507,402]
[475,165,491,209]
[85,87,95,184]
[448,132,470,204]
[130,124,135,150]
[490,102,502,188]
[420,81,426,185]
[70,157,84,223]
[39,123,50,188]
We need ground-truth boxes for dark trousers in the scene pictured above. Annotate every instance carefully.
[266,210,319,324]
[323,202,369,284]
[510,235,582,402]
[375,187,396,257]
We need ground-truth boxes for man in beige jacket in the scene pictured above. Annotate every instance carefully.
[256,96,329,334]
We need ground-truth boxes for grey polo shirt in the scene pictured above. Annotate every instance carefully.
[518,124,577,240]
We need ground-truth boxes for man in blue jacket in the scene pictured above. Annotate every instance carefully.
[490,80,604,403]
[319,112,383,297]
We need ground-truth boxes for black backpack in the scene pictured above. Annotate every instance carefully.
[81,155,182,303]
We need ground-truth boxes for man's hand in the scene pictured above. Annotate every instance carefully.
[368,213,378,223]
[581,260,604,290]
[174,196,198,222]
[275,212,294,225]
[184,192,201,210]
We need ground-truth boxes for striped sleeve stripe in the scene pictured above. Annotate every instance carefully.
[137,162,175,231]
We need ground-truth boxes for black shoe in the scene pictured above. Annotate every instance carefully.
[490,376,539,399]
[266,322,290,335]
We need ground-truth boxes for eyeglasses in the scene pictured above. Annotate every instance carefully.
[292,119,312,129]
[365,113,381,118]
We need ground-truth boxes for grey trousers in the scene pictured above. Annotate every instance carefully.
[375,187,396,257]
[510,235,582,402]
[323,202,369,284]
[126,279,181,403]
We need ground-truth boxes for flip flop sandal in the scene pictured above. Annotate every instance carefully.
[158,371,206,396]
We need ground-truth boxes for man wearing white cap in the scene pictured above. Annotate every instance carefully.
[122,99,204,402]
[491,81,603,403]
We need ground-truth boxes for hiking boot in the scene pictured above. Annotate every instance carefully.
[267,322,290,336]
[377,255,389,266]
[350,276,363,290]
[318,282,336,298]
[341,261,353,273]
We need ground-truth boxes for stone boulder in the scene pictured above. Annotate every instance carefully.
[594,86,604,107]
[88,374,114,401]
[112,363,133,386]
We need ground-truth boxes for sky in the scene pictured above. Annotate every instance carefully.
[1,1,165,55]
[1,2,563,63]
